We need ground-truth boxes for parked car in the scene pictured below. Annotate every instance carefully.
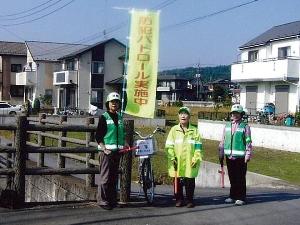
[0,101,22,115]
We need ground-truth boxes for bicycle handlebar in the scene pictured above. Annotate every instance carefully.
[134,127,166,139]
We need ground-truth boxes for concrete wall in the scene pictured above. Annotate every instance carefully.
[198,119,300,152]
[25,175,97,202]
[196,161,294,189]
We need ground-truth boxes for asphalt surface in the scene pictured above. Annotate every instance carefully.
[1,185,300,225]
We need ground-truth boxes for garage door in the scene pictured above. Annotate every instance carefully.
[275,85,289,114]
[246,86,257,115]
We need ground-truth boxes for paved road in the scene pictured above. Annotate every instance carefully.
[1,185,300,225]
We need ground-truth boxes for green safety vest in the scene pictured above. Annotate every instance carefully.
[165,124,203,178]
[103,112,125,151]
[224,122,248,157]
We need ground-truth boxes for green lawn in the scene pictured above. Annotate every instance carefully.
[1,122,300,186]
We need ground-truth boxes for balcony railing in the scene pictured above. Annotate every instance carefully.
[15,71,36,85]
[157,86,171,91]
[53,70,77,85]
[231,57,300,82]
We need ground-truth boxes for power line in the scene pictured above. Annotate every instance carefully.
[1,0,75,26]
[0,0,55,17]
[152,0,178,10]
[0,0,65,21]
[162,0,259,31]
[33,0,258,59]
[0,26,26,41]
[32,0,178,57]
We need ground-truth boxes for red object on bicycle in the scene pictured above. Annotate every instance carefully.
[174,161,178,194]
[119,146,139,154]
[218,165,225,188]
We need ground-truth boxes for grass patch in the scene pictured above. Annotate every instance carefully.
[1,119,299,186]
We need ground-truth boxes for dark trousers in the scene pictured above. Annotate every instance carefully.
[174,177,195,203]
[226,157,247,201]
[97,151,120,206]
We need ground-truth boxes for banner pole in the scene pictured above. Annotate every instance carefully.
[121,10,133,116]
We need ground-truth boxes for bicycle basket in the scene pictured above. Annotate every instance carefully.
[135,138,157,156]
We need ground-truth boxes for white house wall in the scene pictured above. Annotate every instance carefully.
[78,51,91,111]
[240,82,298,113]
[9,56,26,85]
[270,39,300,58]
[103,41,125,98]
[240,39,300,61]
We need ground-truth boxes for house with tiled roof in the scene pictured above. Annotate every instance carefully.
[14,38,125,111]
[231,20,300,115]
[0,41,26,103]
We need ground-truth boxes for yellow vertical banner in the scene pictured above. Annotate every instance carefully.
[125,10,160,118]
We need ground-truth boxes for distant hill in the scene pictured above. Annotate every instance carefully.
[159,65,230,82]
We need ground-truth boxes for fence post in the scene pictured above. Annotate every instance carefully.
[85,117,95,187]
[119,119,134,203]
[57,115,67,168]
[37,113,46,167]
[14,115,28,208]
[6,144,12,189]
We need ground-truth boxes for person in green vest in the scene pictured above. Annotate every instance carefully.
[165,106,203,208]
[219,104,253,206]
[95,92,129,210]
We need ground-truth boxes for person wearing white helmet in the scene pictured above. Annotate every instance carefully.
[95,92,129,210]
[219,104,253,206]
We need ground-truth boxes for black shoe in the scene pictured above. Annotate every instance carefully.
[100,204,112,210]
[186,202,195,208]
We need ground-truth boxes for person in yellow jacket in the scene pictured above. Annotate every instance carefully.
[165,106,203,208]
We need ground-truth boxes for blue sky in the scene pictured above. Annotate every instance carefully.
[1,0,300,71]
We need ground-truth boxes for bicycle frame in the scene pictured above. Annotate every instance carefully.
[134,127,165,204]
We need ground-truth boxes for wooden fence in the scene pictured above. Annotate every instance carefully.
[0,115,134,208]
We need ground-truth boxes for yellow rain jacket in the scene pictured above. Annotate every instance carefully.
[165,123,203,178]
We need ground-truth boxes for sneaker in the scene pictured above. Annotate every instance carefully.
[175,201,184,207]
[235,200,246,206]
[224,197,234,203]
[186,202,195,208]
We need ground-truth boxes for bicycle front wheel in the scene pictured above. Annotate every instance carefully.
[141,158,155,204]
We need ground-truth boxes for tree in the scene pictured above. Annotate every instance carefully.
[212,85,226,102]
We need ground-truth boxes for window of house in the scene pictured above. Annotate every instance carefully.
[11,64,22,72]
[278,46,291,59]
[65,60,75,70]
[91,74,104,88]
[92,61,104,74]
[91,89,103,109]
[248,50,258,62]
[10,85,24,97]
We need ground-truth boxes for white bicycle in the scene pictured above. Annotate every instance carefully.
[134,127,165,204]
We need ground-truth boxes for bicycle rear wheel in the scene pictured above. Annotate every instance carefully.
[141,158,155,204]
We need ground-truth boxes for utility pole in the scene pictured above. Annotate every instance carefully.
[195,62,201,101]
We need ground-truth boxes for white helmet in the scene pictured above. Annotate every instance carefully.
[106,92,120,103]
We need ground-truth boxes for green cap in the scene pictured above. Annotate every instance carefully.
[231,104,244,113]
[178,106,190,115]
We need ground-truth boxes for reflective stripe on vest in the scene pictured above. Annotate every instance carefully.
[103,112,125,151]
[224,122,246,157]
